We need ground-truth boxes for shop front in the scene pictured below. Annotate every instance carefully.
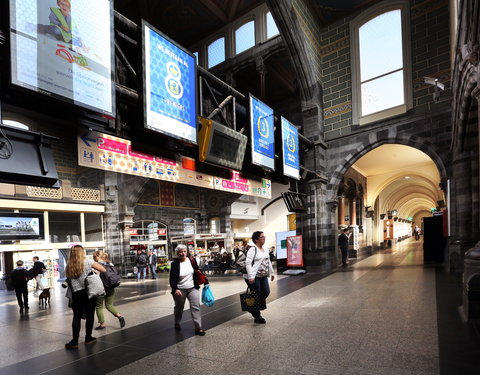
[0,199,105,289]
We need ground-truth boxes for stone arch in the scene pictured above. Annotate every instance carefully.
[327,135,448,199]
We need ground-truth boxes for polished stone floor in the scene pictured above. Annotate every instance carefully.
[0,240,479,374]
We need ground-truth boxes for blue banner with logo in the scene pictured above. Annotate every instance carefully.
[281,117,300,179]
[144,23,197,144]
[249,95,275,170]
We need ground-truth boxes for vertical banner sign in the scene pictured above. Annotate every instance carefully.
[249,95,275,170]
[144,22,197,144]
[9,0,115,116]
[286,235,303,266]
[183,218,196,236]
[281,117,300,179]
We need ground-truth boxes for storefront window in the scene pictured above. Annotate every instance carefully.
[49,212,81,243]
[85,213,103,241]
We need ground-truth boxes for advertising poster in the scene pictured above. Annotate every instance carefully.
[144,22,197,144]
[249,94,275,170]
[275,230,296,260]
[281,117,300,180]
[286,235,303,266]
[9,0,115,115]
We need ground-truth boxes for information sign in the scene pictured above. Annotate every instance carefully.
[281,117,300,180]
[249,95,275,170]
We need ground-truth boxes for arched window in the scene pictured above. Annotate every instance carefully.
[351,1,411,125]
[235,20,255,55]
[3,120,29,130]
[266,11,279,39]
[207,37,225,68]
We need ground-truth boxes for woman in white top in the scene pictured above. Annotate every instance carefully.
[65,245,106,349]
[169,244,205,336]
[244,231,275,324]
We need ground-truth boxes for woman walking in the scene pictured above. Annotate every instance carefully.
[245,231,275,324]
[65,245,106,349]
[169,244,206,336]
[93,250,125,330]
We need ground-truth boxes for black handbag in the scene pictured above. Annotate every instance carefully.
[240,287,266,312]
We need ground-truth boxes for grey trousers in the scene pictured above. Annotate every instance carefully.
[173,287,202,329]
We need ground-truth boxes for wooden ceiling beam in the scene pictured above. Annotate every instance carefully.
[228,0,241,20]
[198,0,228,23]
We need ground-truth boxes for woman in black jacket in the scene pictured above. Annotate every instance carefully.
[169,244,206,336]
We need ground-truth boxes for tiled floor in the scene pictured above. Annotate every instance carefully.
[1,240,479,374]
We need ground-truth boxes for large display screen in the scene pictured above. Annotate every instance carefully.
[0,212,44,240]
[249,94,275,170]
[281,117,300,180]
[143,22,197,144]
[9,0,115,116]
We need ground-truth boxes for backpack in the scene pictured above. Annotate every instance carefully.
[137,254,147,266]
[100,264,121,288]
[233,247,257,274]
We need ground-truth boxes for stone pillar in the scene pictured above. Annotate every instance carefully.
[256,57,267,101]
[349,198,357,225]
[338,196,346,226]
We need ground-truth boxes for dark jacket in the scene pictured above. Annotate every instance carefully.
[33,261,46,276]
[169,256,201,293]
[338,233,349,249]
[11,268,28,290]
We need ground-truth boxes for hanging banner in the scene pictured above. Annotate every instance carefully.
[281,117,300,180]
[286,235,303,266]
[143,21,197,144]
[77,130,271,198]
[249,94,275,170]
[9,0,115,116]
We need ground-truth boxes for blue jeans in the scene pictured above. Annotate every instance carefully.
[137,267,146,280]
[244,277,270,318]
[148,264,157,279]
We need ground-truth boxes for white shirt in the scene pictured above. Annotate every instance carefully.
[245,245,274,280]
[177,259,194,289]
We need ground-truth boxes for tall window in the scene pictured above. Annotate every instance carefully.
[352,2,411,124]
[235,20,255,55]
[266,12,279,39]
[208,37,225,68]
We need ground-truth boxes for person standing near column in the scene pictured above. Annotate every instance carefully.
[148,250,157,280]
[169,244,205,336]
[338,228,351,267]
[32,256,46,295]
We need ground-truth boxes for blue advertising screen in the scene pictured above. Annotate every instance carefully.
[249,95,275,170]
[9,0,115,116]
[144,23,197,144]
[281,117,300,180]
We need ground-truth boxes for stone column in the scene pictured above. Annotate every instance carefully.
[256,57,268,101]
[349,198,357,225]
[338,196,346,227]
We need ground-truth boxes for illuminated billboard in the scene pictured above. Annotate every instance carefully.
[249,94,275,170]
[9,0,115,116]
[281,117,300,180]
[143,22,197,144]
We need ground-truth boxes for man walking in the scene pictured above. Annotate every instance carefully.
[32,256,46,294]
[11,260,29,313]
[338,229,351,267]
[148,250,157,279]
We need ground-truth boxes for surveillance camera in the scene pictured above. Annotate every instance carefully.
[433,91,440,103]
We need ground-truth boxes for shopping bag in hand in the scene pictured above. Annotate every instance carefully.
[240,287,266,312]
[202,284,215,307]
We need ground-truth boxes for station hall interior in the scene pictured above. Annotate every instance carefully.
[1,0,480,374]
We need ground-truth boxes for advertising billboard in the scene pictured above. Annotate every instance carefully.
[0,212,44,240]
[281,117,300,179]
[286,235,303,266]
[249,94,275,170]
[9,0,115,116]
[143,22,197,144]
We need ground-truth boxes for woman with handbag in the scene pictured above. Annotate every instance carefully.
[169,244,206,336]
[93,250,125,330]
[245,231,275,324]
[65,245,106,349]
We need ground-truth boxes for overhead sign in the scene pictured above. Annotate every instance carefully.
[77,131,271,198]
[143,22,197,144]
[249,94,275,170]
[281,117,300,179]
[9,0,115,116]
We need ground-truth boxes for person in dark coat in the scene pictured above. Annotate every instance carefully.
[11,260,29,313]
[338,228,351,267]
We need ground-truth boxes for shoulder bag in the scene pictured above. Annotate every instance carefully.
[239,287,266,312]
[85,271,105,299]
